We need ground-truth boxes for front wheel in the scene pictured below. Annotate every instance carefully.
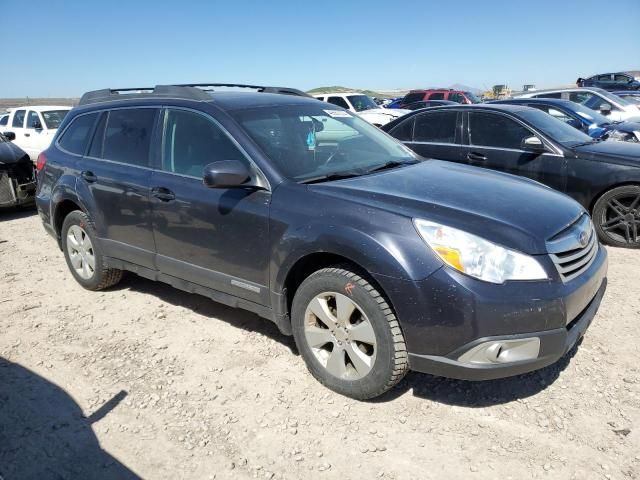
[291,267,408,400]
[592,185,640,248]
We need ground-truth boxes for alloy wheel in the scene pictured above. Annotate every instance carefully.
[66,225,96,280]
[303,292,377,380]
[598,193,640,246]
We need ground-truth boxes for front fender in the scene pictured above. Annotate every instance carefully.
[270,220,442,296]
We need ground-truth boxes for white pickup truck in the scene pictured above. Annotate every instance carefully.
[313,92,409,127]
[2,106,71,161]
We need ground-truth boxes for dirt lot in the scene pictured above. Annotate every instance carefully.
[1,208,638,480]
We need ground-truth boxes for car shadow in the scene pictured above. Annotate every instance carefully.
[0,357,139,479]
[113,274,579,408]
[374,339,582,406]
[0,204,37,221]
[117,274,298,354]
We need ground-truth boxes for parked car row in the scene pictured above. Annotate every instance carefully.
[31,82,612,401]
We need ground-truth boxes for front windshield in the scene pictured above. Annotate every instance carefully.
[42,110,69,129]
[465,92,482,104]
[569,103,612,125]
[596,89,632,107]
[519,109,594,146]
[231,104,417,182]
[347,95,378,112]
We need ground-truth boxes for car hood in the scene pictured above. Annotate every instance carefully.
[309,160,585,254]
[572,139,640,165]
[0,141,29,165]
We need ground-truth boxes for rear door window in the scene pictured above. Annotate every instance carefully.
[389,117,414,141]
[413,111,458,143]
[58,113,99,155]
[326,97,350,109]
[469,112,532,149]
[537,92,562,99]
[102,108,158,167]
[427,92,445,100]
[448,93,465,103]
[402,92,425,104]
[12,110,26,128]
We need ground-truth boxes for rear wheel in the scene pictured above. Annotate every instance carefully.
[291,267,408,400]
[592,185,640,248]
[61,210,123,289]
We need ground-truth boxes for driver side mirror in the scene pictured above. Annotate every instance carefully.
[2,131,16,141]
[521,136,547,153]
[203,160,251,189]
[599,103,612,115]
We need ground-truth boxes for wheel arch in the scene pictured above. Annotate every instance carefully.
[589,181,640,213]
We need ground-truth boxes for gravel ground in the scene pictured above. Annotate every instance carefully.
[1,208,638,480]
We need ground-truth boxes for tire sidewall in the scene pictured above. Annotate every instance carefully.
[61,211,108,289]
[291,270,397,399]
[593,185,640,249]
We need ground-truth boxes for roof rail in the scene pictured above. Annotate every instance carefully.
[78,85,212,106]
[173,83,313,98]
[78,83,312,106]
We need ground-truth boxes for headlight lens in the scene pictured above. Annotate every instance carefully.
[607,130,633,142]
[414,219,548,284]
[634,131,640,142]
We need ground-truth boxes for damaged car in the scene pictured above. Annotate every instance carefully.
[0,132,36,208]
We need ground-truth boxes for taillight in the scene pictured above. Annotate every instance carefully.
[36,152,47,171]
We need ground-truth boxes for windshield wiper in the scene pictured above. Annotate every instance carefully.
[300,170,365,184]
[364,159,419,174]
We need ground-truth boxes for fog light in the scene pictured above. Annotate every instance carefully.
[458,338,540,365]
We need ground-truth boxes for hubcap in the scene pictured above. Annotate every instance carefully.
[600,193,640,246]
[66,225,96,280]
[304,292,377,380]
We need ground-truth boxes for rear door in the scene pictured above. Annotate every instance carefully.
[75,107,158,268]
[149,107,271,305]
[402,110,465,162]
[23,111,47,159]
[462,110,567,192]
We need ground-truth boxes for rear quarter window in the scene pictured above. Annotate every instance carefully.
[58,113,99,155]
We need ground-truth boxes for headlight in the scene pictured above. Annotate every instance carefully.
[414,219,548,284]
[607,130,633,142]
[634,131,640,142]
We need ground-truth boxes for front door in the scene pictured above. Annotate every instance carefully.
[23,111,48,160]
[150,108,271,305]
[462,111,567,193]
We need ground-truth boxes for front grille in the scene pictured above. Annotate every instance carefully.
[0,174,17,206]
[547,215,598,283]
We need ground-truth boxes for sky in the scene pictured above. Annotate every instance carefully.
[2,0,639,98]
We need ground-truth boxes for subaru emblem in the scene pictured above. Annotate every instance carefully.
[578,230,589,248]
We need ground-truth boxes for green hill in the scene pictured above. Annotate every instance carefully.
[307,86,390,98]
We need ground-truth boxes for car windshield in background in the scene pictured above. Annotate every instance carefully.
[42,110,69,129]
[231,105,417,182]
[570,103,612,125]
[347,95,379,112]
[465,92,482,104]
[599,90,632,107]
[519,109,594,146]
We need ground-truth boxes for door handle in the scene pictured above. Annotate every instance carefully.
[467,152,487,162]
[81,170,97,183]
[151,187,176,202]
[24,133,30,137]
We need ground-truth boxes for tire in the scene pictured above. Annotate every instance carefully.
[592,185,640,248]
[61,210,123,290]
[291,266,408,400]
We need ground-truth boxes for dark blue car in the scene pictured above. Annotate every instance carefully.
[493,98,640,143]
[577,73,640,91]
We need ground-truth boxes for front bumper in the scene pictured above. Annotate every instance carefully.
[407,278,606,380]
[374,243,608,381]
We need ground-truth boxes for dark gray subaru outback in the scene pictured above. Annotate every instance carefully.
[36,84,608,400]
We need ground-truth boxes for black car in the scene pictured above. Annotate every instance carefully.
[577,73,640,91]
[403,100,457,110]
[383,104,640,248]
[0,132,36,208]
[36,84,607,399]
[492,98,640,143]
